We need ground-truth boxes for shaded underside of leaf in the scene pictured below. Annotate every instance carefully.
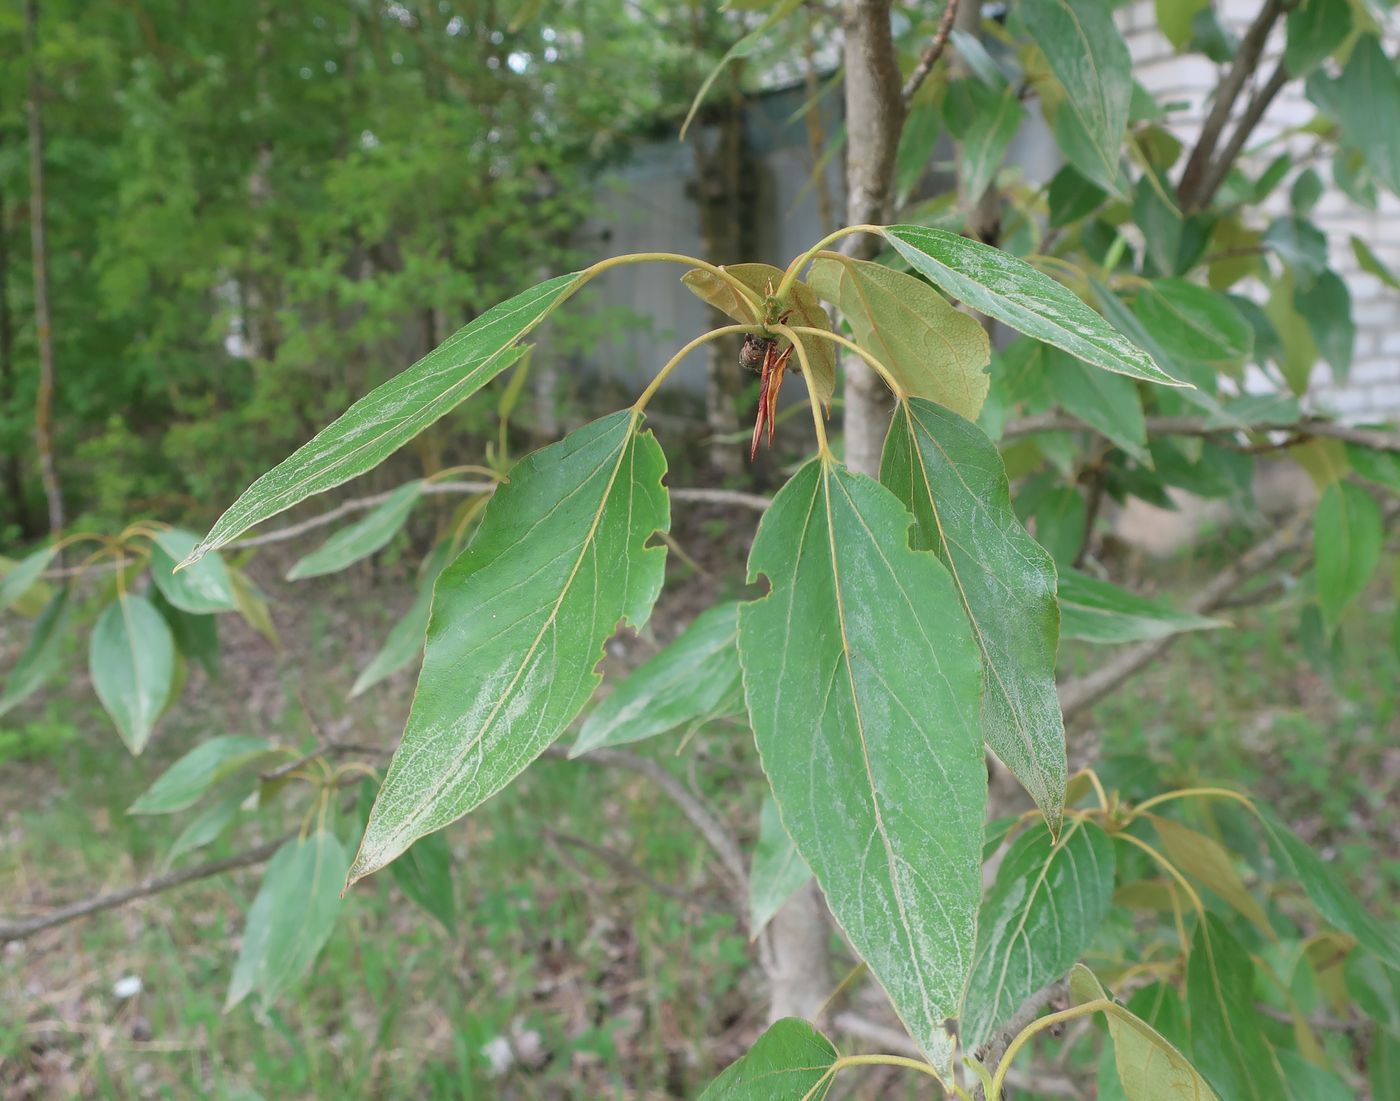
[807,254,990,418]
[881,398,1066,830]
[738,457,986,1068]
[349,410,669,884]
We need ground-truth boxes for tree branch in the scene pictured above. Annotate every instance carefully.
[1003,413,1400,454]
[1176,0,1286,210]
[1194,58,1291,209]
[900,0,959,108]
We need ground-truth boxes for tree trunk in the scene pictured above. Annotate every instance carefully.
[838,0,905,478]
[26,0,63,541]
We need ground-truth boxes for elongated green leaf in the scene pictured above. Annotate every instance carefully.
[1285,0,1350,76]
[129,735,275,814]
[883,226,1181,386]
[186,273,583,564]
[806,256,991,419]
[1148,815,1271,935]
[962,820,1114,1054]
[1352,236,1400,290]
[1188,914,1287,1100]
[1295,271,1354,383]
[680,263,836,405]
[167,793,243,863]
[1255,805,1400,967]
[572,602,742,756]
[1071,965,1220,1101]
[229,568,278,645]
[89,593,176,754]
[1021,0,1131,191]
[1314,482,1382,630]
[1132,280,1252,372]
[962,85,1024,202]
[1034,484,1087,566]
[389,831,456,934]
[699,1017,837,1101]
[1043,346,1148,462]
[0,545,57,613]
[148,529,237,614]
[748,793,814,938]
[678,0,804,140]
[349,540,457,698]
[0,587,72,717]
[1057,569,1224,644]
[881,399,1065,829]
[350,411,669,884]
[1347,442,1400,494]
[1333,36,1400,197]
[225,831,347,1011]
[286,481,424,580]
[739,457,986,1067]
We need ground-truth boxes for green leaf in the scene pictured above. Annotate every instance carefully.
[1264,217,1328,282]
[1255,804,1400,967]
[1265,272,1320,395]
[1032,484,1086,566]
[0,587,73,717]
[1284,0,1351,77]
[1043,345,1148,462]
[1156,0,1208,51]
[1351,235,1400,291]
[1275,1049,1352,1101]
[167,793,243,863]
[572,602,743,756]
[1187,914,1288,1100]
[881,399,1066,828]
[128,735,275,814]
[0,545,57,613]
[678,0,804,141]
[89,593,177,755]
[1374,1031,1400,1101]
[186,273,582,563]
[748,793,813,938]
[807,255,991,419]
[1290,168,1324,215]
[389,831,456,934]
[738,457,986,1067]
[350,411,669,884]
[681,263,837,405]
[1048,164,1107,228]
[1057,568,1224,644]
[698,1017,837,1101]
[1148,815,1271,935]
[962,821,1115,1054]
[1346,443,1400,494]
[151,588,220,679]
[1070,965,1221,1101]
[961,85,1024,202]
[1313,482,1382,630]
[882,226,1181,386]
[229,568,278,645]
[1333,36,1400,197]
[286,481,424,580]
[1132,279,1253,372]
[148,529,237,614]
[225,831,347,1011]
[1021,0,1131,191]
[1294,271,1354,383]
[349,539,458,698]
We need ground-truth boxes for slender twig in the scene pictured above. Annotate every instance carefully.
[1003,413,1400,454]
[0,834,291,943]
[542,827,718,911]
[900,0,960,107]
[1194,58,1291,209]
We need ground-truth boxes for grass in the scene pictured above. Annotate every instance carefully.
[1,534,1396,1098]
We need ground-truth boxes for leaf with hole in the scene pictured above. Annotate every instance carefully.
[89,593,176,754]
[739,457,986,1068]
[881,399,1065,829]
[962,820,1115,1054]
[286,481,424,580]
[350,411,669,885]
[883,226,1180,386]
[185,273,582,563]
[573,602,743,756]
[808,255,990,417]
[225,831,348,1011]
